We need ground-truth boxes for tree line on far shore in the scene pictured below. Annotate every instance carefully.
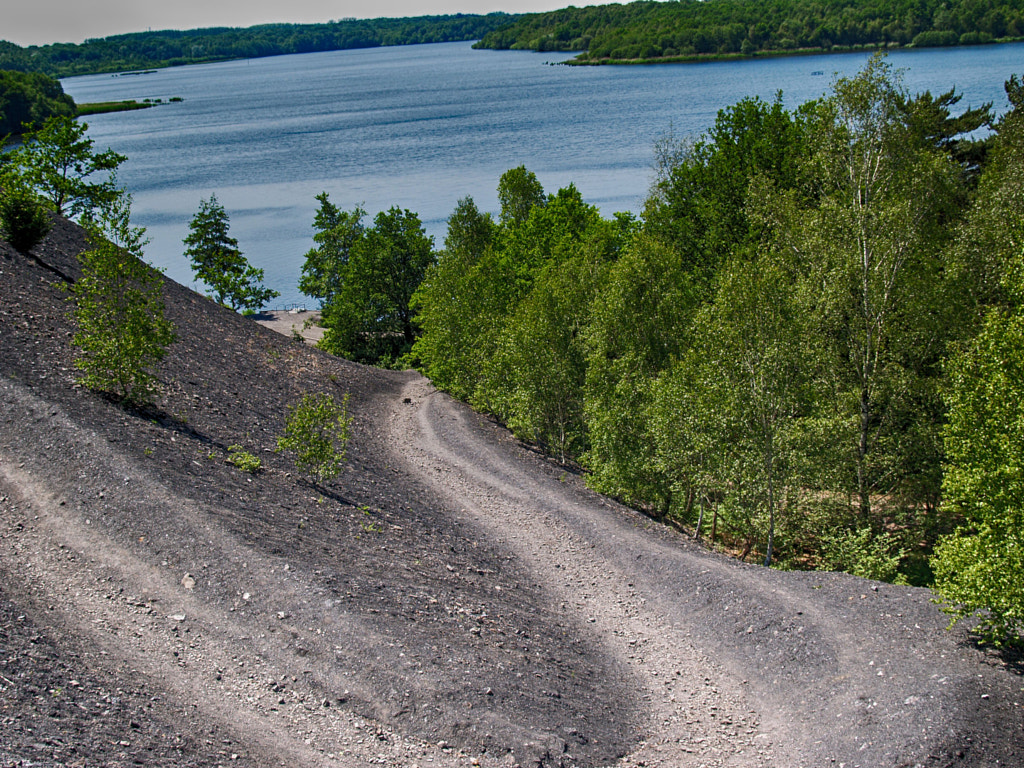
[0,14,517,78]
[474,0,1024,61]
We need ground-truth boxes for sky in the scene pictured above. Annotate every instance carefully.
[3,0,573,47]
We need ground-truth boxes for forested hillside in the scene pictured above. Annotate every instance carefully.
[0,70,74,135]
[0,14,517,77]
[356,56,1021,643]
[475,0,1024,62]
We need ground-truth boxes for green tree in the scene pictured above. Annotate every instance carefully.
[945,76,1024,317]
[790,55,961,520]
[9,116,125,219]
[497,165,545,228]
[410,195,496,399]
[898,86,993,186]
[0,70,75,135]
[298,192,365,308]
[319,206,434,364]
[276,392,352,484]
[488,227,617,462]
[583,232,700,510]
[70,195,176,405]
[582,96,805,513]
[651,253,811,565]
[931,80,1024,645]
[932,254,1024,645]
[644,93,805,280]
[183,194,279,312]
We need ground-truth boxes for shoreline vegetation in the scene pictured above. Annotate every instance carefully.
[0,14,518,78]
[75,97,183,117]
[474,0,1024,64]
[0,68,185,134]
[1,0,1023,79]
[560,40,1023,66]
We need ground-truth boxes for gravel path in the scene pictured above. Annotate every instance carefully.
[1,217,1021,767]
[386,376,1024,768]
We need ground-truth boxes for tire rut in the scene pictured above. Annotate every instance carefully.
[387,376,1022,768]
[388,377,783,768]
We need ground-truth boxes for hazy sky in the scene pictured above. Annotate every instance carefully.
[4,0,573,47]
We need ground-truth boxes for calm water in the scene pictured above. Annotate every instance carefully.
[62,41,1024,307]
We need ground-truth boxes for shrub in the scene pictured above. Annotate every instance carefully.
[70,196,176,405]
[819,527,908,584]
[911,30,959,47]
[227,444,262,473]
[276,392,352,483]
[0,180,50,253]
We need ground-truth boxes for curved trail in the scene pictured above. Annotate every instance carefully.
[388,376,1014,768]
[3,217,1019,768]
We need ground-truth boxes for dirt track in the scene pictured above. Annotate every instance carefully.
[1,217,1022,767]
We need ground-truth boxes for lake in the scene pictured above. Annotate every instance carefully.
[61,41,1024,308]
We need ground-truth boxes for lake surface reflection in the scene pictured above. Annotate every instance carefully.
[62,41,1024,307]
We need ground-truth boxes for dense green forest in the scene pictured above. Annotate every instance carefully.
[475,0,1024,62]
[0,70,74,135]
[297,56,1023,642]
[0,14,517,77]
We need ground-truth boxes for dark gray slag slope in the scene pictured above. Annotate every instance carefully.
[0,216,645,767]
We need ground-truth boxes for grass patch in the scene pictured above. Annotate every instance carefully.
[76,96,182,116]
[76,100,154,116]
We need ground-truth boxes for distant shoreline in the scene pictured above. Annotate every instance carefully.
[562,38,1024,66]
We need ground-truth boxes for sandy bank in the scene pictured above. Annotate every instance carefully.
[253,309,323,344]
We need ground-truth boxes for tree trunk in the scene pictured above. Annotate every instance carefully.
[764,436,775,568]
[858,383,871,517]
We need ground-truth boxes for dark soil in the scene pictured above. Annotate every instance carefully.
[0,215,1021,767]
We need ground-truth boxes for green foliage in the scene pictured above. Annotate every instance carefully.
[411,196,496,400]
[409,61,1022,596]
[226,444,262,473]
[651,254,811,565]
[0,70,75,135]
[945,76,1024,315]
[75,100,156,117]
[184,195,279,312]
[582,232,697,508]
[70,195,176,405]
[583,96,806,511]
[0,15,518,78]
[316,205,434,365]
[0,172,50,252]
[644,93,806,283]
[276,392,352,484]
[488,233,613,462]
[299,193,365,309]
[899,87,993,184]
[819,526,908,583]
[497,165,546,228]
[787,55,962,520]
[7,116,125,219]
[475,0,1024,62]
[932,249,1024,645]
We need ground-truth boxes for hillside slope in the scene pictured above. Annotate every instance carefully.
[0,217,1021,767]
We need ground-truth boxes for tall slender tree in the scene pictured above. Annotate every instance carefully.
[184,194,278,312]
